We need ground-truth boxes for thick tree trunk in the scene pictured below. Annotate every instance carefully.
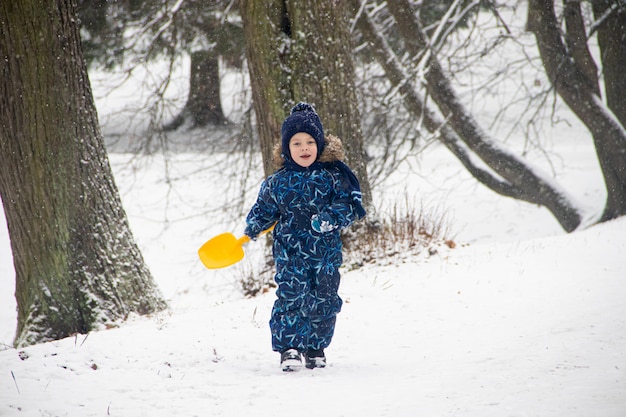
[165,50,228,130]
[240,0,372,209]
[527,0,626,222]
[0,0,166,347]
[239,0,291,178]
[284,0,371,207]
[355,0,583,231]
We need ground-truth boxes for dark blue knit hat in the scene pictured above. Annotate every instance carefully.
[281,102,325,160]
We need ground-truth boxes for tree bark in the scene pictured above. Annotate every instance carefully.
[0,0,166,347]
[239,0,291,178]
[527,0,626,222]
[563,0,600,96]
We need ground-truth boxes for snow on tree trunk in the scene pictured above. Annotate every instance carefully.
[0,0,167,347]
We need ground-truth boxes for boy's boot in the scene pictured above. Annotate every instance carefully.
[280,349,302,372]
[304,348,326,369]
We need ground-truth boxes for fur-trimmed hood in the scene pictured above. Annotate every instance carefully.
[272,134,345,170]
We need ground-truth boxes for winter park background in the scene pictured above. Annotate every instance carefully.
[1,5,626,417]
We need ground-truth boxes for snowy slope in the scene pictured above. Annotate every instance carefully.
[0,215,624,416]
[1,145,625,416]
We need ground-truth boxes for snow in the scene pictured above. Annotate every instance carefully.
[1,11,625,416]
[1,133,624,415]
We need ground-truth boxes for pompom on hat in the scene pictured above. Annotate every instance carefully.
[281,102,325,160]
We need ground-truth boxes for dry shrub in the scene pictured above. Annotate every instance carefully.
[238,257,275,298]
[342,199,454,269]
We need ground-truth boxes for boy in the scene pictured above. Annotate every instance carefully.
[245,102,366,371]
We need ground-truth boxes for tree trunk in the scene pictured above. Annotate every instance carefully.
[592,0,626,126]
[0,0,167,347]
[355,0,583,231]
[527,0,626,222]
[239,0,291,178]
[563,0,600,96]
[164,50,228,130]
[240,0,372,209]
[284,0,371,207]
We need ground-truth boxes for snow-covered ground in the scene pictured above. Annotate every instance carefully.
[1,131,624,416]
[1,6,625,414]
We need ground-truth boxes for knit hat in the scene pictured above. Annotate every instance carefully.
[281,102,325,160]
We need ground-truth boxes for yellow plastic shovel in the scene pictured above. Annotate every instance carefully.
[197,224,275,269]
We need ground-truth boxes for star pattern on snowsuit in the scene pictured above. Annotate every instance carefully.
[245,166,359,352]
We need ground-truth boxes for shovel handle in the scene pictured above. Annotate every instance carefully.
[237,235,251,245]
[241,223,276,245]
[261,223,276,235]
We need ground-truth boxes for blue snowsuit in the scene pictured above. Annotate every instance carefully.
[245,135,365,353]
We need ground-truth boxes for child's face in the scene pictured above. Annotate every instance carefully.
[289,132,317,167]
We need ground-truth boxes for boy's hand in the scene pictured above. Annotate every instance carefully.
[243,225,258,241]
[311,213,336,233]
